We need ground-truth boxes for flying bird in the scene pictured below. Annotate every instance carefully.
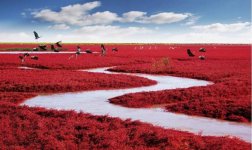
[187,49,195,57]
[33,31,40,39]
[51,44,59,52]
[56,41,62,47]
[38,45,47,51]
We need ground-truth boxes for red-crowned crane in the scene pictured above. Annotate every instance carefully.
[187,49,195,57]
[51,44,59,52]
[56,41,62,47]
[33,31,40,39]
[101,44,106,56]
[69,45,81,60]
[199,48,206,60]
[38,45,47,51]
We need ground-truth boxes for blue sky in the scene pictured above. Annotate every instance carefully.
[0,0,251,43]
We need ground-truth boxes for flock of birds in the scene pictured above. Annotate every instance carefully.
[187,47,206,60]
[19,53,38,63]
[18,31,206,63]
[18,31,119,63]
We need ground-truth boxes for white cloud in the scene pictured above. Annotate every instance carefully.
[49,24,70,30]
[48,25,251,43]
[145,12,191,24]
[122,11,147,22]
[76,25,151,34]
[0,27,251,43]
[6,1,251,43]
[32,1,192,26]
[121,11,191,24]
[185,15,200,25]
[0,32,33,42]
[32,1,104,26]
[18,32,30,38]
[191,22,250,32]
[83,11,119,25]
[167,31,251,43]
[61,1,101,13]
[72,25,152,42]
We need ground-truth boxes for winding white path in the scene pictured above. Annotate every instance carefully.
[21,67,251,143]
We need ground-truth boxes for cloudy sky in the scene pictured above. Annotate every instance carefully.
[0,0,251,43]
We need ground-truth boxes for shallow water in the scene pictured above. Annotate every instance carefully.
[21,67,252,143]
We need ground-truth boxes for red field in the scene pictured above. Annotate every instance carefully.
[108,45,251,122]
[0,43,251,149]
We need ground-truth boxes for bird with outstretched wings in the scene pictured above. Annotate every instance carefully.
[33,31,40,39]
[187,49,195,57]
[38,45,47,51]
[51,44,59,52]
[56,41,62,47]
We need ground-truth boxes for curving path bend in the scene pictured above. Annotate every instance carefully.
[21,67,252,143]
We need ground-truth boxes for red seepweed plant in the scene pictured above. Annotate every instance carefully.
[0,44,251,149]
